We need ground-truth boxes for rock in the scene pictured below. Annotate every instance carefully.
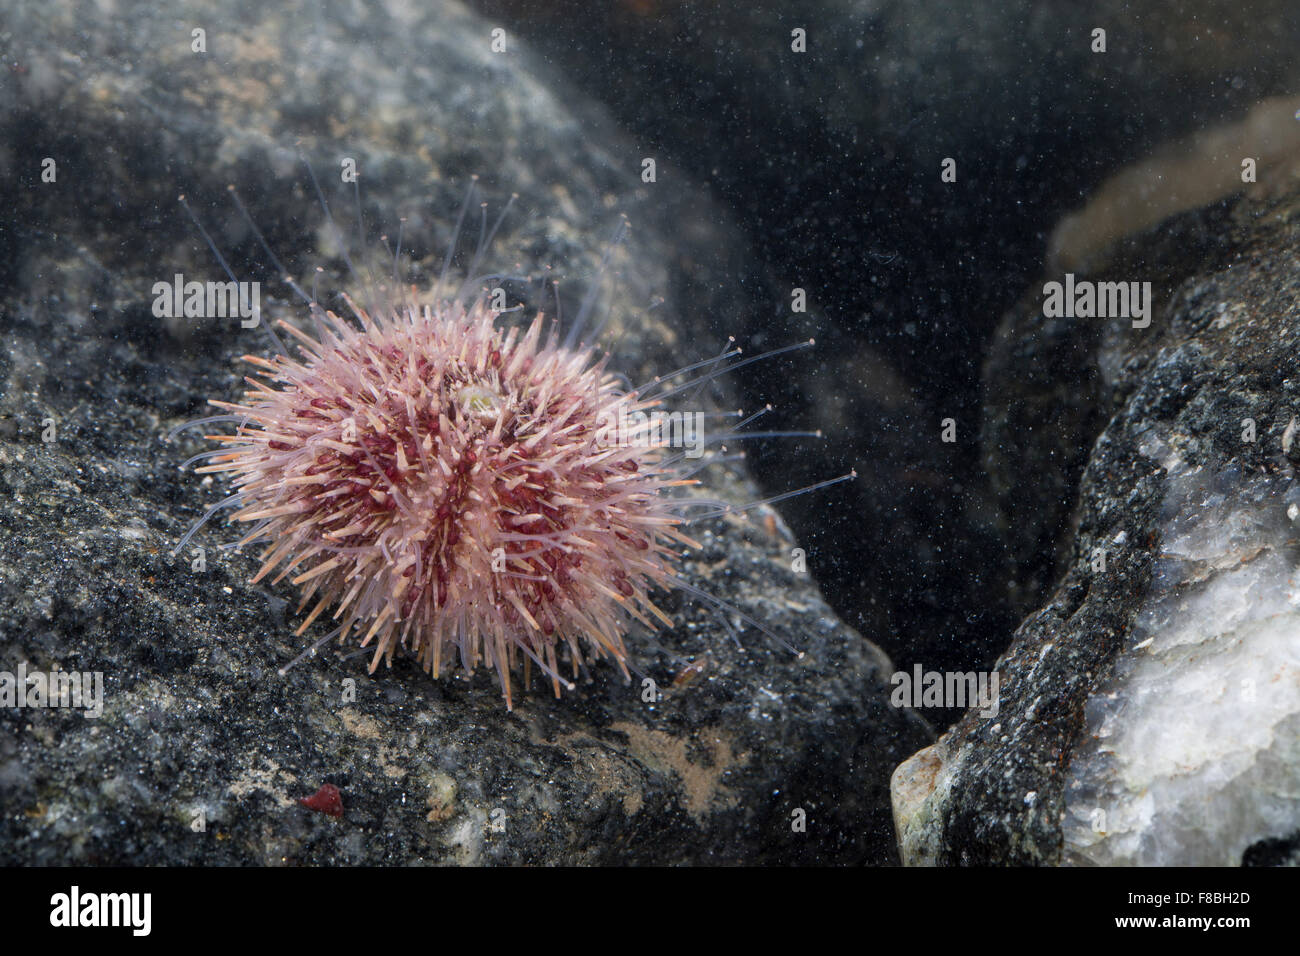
[894,168,1300,865]
[0,0,930,864]
[466,0,1300,672]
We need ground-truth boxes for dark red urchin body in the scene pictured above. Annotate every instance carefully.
[198,292,697,708]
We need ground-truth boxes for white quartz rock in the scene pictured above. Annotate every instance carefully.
[1063,454,1300,866]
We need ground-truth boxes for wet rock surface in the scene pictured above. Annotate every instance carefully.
[894,177,1300,865]
[0,0,931,864]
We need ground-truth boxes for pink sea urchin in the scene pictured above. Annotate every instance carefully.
[195,289,699,708]
[172,182,854,709]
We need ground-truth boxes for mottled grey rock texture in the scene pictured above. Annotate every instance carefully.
[0,0,930,864]
[894,171,1300,865]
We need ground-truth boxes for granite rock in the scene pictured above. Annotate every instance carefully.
[894,172,1300,865]
[0,0,930,865]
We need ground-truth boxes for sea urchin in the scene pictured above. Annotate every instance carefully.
[192,287,699,709]
[173,181,854,709]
